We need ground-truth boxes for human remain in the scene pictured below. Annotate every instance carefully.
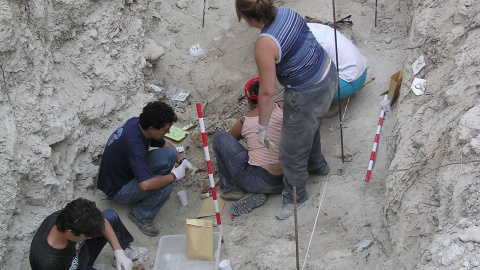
[29,198,148,270]
[213,77,284,216]
[307,22,368,100]
[97,101,195,236]
[235,0,338,220]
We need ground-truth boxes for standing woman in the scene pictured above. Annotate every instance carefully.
[235,0,338,220]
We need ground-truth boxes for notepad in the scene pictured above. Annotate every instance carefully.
[165,126,189,141]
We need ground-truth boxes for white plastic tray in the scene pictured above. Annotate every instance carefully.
[153,232,222,270]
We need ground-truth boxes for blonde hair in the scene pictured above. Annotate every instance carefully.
[235,0,277,26]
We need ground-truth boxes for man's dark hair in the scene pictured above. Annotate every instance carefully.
[139,101,177,130]
[55,198,104,238]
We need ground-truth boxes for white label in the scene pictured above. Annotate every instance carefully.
[411,78,427,95]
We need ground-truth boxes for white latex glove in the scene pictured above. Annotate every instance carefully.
[114,250,132,270]
[181,159,196,170]
[257,124,268,147]
[171,164,186,181]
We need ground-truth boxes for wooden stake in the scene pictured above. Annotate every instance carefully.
[202,0,206,28]
[294,187,300,270]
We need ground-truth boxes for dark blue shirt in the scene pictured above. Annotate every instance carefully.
[97,117,166,197]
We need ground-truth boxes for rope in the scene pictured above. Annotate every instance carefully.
[301,173,329,270]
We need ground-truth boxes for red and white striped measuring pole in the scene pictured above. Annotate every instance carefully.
[196,102,223,236]
[365,94,388,182]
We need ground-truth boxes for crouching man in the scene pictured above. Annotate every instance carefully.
[29,198,148,270]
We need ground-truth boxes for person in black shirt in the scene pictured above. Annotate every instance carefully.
[29,198,147,270]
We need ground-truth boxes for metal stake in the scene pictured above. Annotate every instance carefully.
[332,0,345,163]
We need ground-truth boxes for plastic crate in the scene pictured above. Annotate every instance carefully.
[154,232,222,270]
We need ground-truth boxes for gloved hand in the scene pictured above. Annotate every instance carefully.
[257,124,268,147]
[181,159,196,170]
[171,164,186,181]
[181,159,197,178]
[114,249,133,270]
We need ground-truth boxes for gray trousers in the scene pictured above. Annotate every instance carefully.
[279,64,338,204]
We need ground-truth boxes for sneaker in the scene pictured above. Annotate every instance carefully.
[230,194,267,216]
[308,163,330,176]
[128,210,160,237]
[220,190,245,201]
[125,245,149,261]
[325,100,340,118]
[275,201,306,220]
[92,263,105,270]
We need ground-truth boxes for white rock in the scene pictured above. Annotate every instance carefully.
[78,93,106,121]
[176,0,188,9]
[459,226,480,243]
[458,106,480,142]
[454,4,467,24]
[440,244,463,266]
[451,26,465,38]
[143,38,165,62]
[458,218,472,229]
[469,136,480,155]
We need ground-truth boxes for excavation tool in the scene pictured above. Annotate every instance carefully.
[365,94,388,182]
[196,101,223,238]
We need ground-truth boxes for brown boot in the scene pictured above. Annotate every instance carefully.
[220,190,245,201]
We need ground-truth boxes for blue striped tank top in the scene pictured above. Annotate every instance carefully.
[260,7,328,91]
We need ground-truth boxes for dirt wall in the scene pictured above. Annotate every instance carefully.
[0,0,153,266]
[384,0,480,268]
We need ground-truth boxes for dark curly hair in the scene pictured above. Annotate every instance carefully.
[139,101,177,130]
[249,81,259,106]
[55,198,104,238]
[235,0,277,26]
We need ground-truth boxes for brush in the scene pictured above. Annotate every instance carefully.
[264,139,275,153]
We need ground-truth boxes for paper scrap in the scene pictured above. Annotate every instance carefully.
[380,70,403,105]
[412,55,426,75]
[145,83,163,92]
[182,123,196,130]
[411,78,427,95]
[197,196,225,218]
[166,85,191,102]
[355,239,373,248]
[189,44,206,59]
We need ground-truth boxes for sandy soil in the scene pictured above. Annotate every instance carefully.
[94,0,405,269]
